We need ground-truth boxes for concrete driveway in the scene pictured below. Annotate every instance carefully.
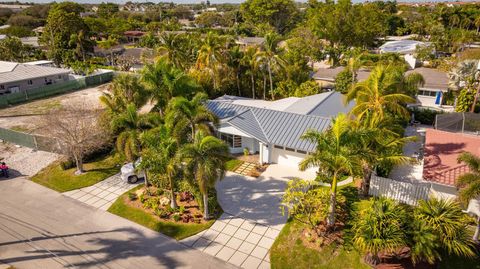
[179,165,315,269]
[0,178,234,269]
[217,164,315,229]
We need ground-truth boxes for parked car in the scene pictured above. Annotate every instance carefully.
[120,159,145,183]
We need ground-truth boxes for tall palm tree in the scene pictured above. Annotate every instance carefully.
[178,132,230,219]
[346,65,420,123]
[100,74,149,115]
[165,92,218,144]
[457,151,480,242]
[195,32,225,90]
[227,45,244,96]
[256,32,284,100]
[413,198,475,261]
[157,32,186,69]
[241,46,260,99]
[353,197,406,266]
[299,114,362,227]
[141,57,200,114]
[449,60,480,112]
[112,104,161,162]
[140,126,180,209]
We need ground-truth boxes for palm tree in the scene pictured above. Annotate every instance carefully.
[97,36,118,66]
[195,32,225,90]
[474,15,480,34]
[346,65,420,123]
[140,126,180,209]
[157,32,186,69]
[256,32,284,100]
[299,114,362,227]
[457,151,480,242]
[449,60,480,112]
[353,197,406,266]
[141,57,200,114]
[100,74,149,115]
[165,92,218,144]
[241,46,260,99]
[227,45,244,96]
[413,198,475,261]
[112,104,161,162]
[178,132,229,219]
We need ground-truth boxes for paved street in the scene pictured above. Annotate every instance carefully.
[63,174,141,211]
[0,177,235,269]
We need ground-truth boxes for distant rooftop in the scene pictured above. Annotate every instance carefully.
[379,40,430,54]
[0,61,70,84]
[236,37,265,46]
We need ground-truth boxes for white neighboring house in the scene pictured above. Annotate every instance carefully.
[379,40,433,69]
[206,91,354,170]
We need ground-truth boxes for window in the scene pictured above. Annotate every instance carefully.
[219,133,242,148]
[58,75,62,79]
[0,85,4,89]
[418,90,437,97]
[274,145,283,149]
[297,150,307,154]
[28,80,33,85]
[285,147,295,152]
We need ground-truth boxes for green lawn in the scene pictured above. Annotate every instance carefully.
[270,219,369,269]
[31,154,121,192]
[226,159,244,171]
[108,186,215,240]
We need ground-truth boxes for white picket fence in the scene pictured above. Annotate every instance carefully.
[368,174,431,206]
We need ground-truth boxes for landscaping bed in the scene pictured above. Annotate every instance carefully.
[31,154,120,192]
[108,185,217,240]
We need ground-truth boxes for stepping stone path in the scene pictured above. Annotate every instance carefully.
[181,213,281,269]
[234,162,256,176]
[63,173,142,211]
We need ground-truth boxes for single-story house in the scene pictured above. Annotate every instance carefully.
[0,61,70,95]
[124,31,145,43]
[206,91,354,169]
[312,66,451,110]
[379,40,431,55]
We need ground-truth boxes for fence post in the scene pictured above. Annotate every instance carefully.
[33,136,38,151]
[435,114,438,129]
[462,112,465,133]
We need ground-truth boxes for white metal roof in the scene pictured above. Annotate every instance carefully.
[24,60,54,65]
[379,40,430,54]
[0,61,70,84]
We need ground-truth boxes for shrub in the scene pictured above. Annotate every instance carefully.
[410,107,443,125]
[143,197,160,210]
[156,188,164,196]
[155,207,169,219]
[60,159,76,170]
[128,192,137,201]
[243,147,249,156]
[172,213,181,222]
[179,205,186,214]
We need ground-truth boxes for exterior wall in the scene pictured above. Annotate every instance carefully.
[0,73,69,94]
[415,88,447,109]
[259,143,270,164]
[241,136,259,154]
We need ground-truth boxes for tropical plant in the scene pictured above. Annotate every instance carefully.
[256,32,285,100]
[141,57,200,114]
[412,198,475,262]
[97,36,118,65]
[165,92,218,144]
[353,197,407,266]
[457,151,480,242]
[241,45,260,99]
[112,104,161,162]
[178,131,230,219]
[139,125,180,209]
[299,114,362,227]
[194,32,226,91]
[449,60,480,112]
[100,74,149,115]
[346,65,421,123]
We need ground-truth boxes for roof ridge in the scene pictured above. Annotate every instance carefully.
[248,108,270,144]
[304,91,335,115]
[226,109,269,144]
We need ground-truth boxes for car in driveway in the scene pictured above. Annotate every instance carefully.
[120,160,145,183]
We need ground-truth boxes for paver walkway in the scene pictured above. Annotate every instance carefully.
[234,162,256,176]
[180,213,277,269]
[63,173,141,210]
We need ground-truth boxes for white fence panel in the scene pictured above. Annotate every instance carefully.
[369,175,431,206]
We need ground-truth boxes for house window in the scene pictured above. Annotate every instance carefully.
[274,145,283,149]
[28,80,33,85]
[297,150,307,154]
[0,85,4,89]
[58,75,61,79]
[285,147,295,152]
[220,133,242,148]
[418,90,437,97]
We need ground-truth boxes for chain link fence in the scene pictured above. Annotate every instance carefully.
[0,127,62,153]
[435,112,480,134]
[0,71,113,108]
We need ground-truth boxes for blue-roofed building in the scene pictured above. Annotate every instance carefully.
[206,91,354,169]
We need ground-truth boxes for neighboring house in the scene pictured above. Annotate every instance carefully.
[379,40,433,69]
[123,31,145,43]
[0,61,70,95]
[20,36,40,48]
[206,91,354,169]
[23,60,55,67]
[235,37,265,47]
[312,66,451,110]
[406,67,452,110]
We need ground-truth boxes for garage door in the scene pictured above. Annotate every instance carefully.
[271,147,307,168]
